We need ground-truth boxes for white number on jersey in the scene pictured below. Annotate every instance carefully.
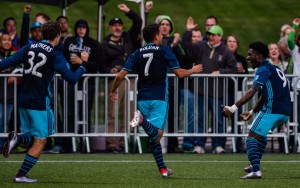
[24,51,47,78]
[143,53,153,76]
[276,68,287,88]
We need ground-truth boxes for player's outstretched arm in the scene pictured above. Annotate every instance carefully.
[173,64,202,78]
[54,52,89,85]
[223,87,257,118]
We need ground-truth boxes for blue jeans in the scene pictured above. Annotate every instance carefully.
[180,89,195,150]
[195,94,226,149]
[0,103,14,147]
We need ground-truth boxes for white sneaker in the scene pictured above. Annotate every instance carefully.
[212,146,225,154]
[240,170,262,179]
[130,110,142,128]
[14,176,38,183]
[243,165,253,173]
[193,146,205,154]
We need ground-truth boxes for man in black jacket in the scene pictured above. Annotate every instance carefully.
[57,19,106,153]
[102,3,142,153]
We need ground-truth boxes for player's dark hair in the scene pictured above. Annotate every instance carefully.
[143,24,160,43]
[249,41,269,59]
[42,21,61,41]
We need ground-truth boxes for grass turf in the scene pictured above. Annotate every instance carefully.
[0,153,299,187]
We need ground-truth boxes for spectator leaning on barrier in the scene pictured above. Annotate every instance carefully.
[184,24,236,154]
[60,19,105,153]
[0,34,16,148]
[180,16,203,153]
[287,17,300,153]
[102,3,142,153]
[226,34,248,153]
[47,15,73,154]
[155,14,185,153]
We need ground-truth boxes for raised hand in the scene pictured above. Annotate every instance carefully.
[118,4,130,13]
[186,16,198,31]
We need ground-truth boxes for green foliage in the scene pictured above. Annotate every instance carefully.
[1,153,300,187]
[0,0,298,56]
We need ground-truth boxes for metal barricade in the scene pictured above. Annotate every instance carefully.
[135,74,299,154]
[0,74,299,154]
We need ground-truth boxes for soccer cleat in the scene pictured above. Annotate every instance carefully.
[160,168,173,178]
[2,131,18,158]
[212,146,225,154]
[240,170,262,179]
[130,110,142,128]
[193,146,205,154]
[243,165,253,173]
[14,176,38,183]
[49,145,62,154]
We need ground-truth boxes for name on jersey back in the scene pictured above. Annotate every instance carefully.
[30,43,53,52]
[140,45,159,52]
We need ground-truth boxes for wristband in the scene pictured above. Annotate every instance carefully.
[227,104,238,113]
[249,109,254,115]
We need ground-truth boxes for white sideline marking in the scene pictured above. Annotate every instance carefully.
[1,160,300,163]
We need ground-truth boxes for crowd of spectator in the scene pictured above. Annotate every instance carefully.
[0,1,299,154]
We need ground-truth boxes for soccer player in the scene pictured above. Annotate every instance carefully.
[222,41,291,179]
[0,21,89,183]
[110,23,201,178]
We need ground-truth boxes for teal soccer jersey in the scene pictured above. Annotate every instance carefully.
[0,40,86,110]
[253,60,291,116]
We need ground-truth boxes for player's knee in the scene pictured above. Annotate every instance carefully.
[247,131,262,140]
[152,129,164,143]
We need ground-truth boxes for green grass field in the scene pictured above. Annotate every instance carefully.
[1,153,300,187]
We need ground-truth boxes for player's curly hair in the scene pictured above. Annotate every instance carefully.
[143,23,160,43]
[42,21,61,41]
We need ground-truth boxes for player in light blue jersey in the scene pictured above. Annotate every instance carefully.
[0,21,89,183]
[110,24,201,178]
[223,41,291,179]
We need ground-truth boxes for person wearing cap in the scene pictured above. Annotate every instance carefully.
[154,15,186,154]
[27,21,42,44]
[223,41,291,179]
[102,3,142,153]
[183,24,236,154]
[58,19,106,153]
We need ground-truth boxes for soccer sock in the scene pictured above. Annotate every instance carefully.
[150,142,166,170]
[246,137,260,172]
[18,133,32,145]
[140,120,159,142]
[16,154,38,177]
[257,136,267,160]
